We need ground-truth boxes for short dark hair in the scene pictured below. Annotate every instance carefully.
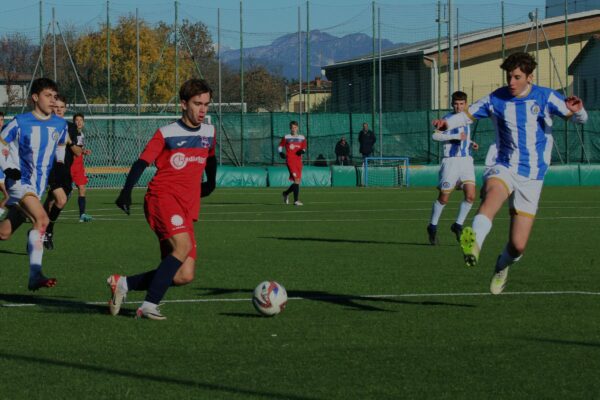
[73,113,84,122]
[179,79,213,102]
[501,52,537,75]
[0,111,4,117]
[451,91,467,103]
[289,120,298,128]
[30,77,58,96]
[56,94,67,103]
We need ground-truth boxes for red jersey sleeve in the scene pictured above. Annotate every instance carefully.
[279,137,286,148]
[139,129,165,164]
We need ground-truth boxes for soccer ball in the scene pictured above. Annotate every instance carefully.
[252,281,288,317]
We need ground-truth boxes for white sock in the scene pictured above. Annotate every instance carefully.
[28,229,44,278]
[141,301,158,310]
[472,214,492,250]
[118,276,129,292]
[430,200,445,225]
[495,245,523,272]
[455,201,473,225]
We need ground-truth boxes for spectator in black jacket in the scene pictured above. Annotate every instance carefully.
[358,122,376,158]
[335,136,351,165]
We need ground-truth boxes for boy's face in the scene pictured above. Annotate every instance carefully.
[54,100,66,117]
[181,92,211,127]
[75,116,84,130]
[506,67,533,96]
[452,99,467,113]
[32,88,57,116]
[290,124,298,134]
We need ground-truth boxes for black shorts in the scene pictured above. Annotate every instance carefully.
[47,168,73,196]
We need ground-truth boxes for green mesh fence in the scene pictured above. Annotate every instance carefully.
[82,111,600,188]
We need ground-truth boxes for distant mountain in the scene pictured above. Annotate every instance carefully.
[221,30,401,80]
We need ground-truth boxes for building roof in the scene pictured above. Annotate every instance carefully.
[568,34,600,74]
[324,9,600,70]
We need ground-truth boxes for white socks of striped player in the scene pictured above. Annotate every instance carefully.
[472,214,492,249]
[27,229,44,278]
[430,200,445,225]
[455,201,473,225]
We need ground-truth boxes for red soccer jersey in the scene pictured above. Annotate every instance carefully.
[140,119,216,221]
[279,134,306,162]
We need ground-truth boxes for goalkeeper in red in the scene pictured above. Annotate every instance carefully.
[108,79,217,320]
[279,120,306,206]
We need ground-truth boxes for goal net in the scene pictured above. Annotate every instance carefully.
[361,157,410,187]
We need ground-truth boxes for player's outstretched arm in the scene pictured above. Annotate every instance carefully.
[116,159,148,215]
[201,155,217,198]
[565,96,588,124]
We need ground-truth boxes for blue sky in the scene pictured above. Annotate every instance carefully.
[2,0,547,49]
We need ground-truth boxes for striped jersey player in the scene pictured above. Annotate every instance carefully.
[278,120,306,206]
[0,78,68,291]
[109,79,217,320]
[427,91,479,245]
[433,52,588,295]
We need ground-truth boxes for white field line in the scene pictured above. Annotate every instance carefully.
[3,290,600,308]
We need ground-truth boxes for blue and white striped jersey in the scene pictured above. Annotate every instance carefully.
[0,112,68,193]
[432,112,472,158]
[445,85,588,180]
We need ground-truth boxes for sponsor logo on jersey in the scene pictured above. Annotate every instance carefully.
[170,214,184,227]
[176,140,187,147]
[50,128,59,141]
[289,144,298,150]
[170,152,207,170]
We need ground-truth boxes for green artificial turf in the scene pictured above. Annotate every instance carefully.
[1,186,599,399]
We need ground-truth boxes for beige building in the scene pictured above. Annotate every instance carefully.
[284,77,332,113]
[324,9,600,111]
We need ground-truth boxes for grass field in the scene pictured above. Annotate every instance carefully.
[1,186,600,399]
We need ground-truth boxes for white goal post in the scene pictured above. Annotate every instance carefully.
[362,157,410,187]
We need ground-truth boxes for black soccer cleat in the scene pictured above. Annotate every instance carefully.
[427,224,438,245]
[450,223,463,243]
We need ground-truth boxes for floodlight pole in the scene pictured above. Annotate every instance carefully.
[447,0,453,108]
[39,1,43,76]
[52,7,56,82]
[107,1,111,114]
[218,7,222,166]
[240,0,244,166]
[136,8,140,115]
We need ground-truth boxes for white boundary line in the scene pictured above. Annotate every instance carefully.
[3,290,600,308]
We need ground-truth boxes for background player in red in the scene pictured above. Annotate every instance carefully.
[278,120,306,206]
[109,78,217,320]
[70,113,93,222]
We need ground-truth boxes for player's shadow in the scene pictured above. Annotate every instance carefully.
[518,336,600,348]
[259,236,447,247]
[199,287,475,314]
[0,352,317,400]
[0,249,27,256]
[0,293,134,316]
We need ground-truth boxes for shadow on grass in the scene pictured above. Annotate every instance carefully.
[0,293,133,316]
[198,287,475,312]
[519,336,600,348]
[0,352,319,400]
[259,236,450,247]
[0,249,27,256]
[220,312,264,318]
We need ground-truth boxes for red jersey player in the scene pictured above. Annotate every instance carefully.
[279,120,306,206]
[108,79,217,320]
